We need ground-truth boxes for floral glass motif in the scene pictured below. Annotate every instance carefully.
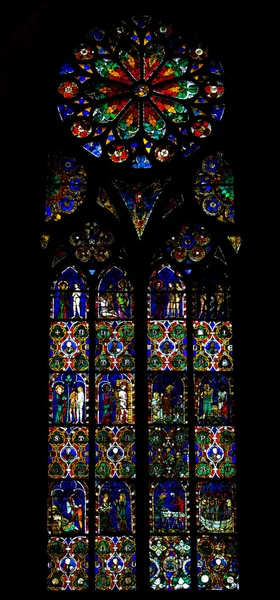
[228,235,242,252]
[150,480,189,533]
[194,152,234,223]
[112,179,169,237]
[48,427,89,479]
[194,373,234,425]
[149,537,191,590]
[45,155,87,222]
[147,320,187,371]
[51,266,88,320]
[95,537,136,591]
[193,277,231,320]
[148,372,187,424]
[96,265,134,319]
[57,16,225,167]
[197,535,239,590]
[195,426,236,478]
[50,372,89,425]
[69,221,114,263]
[49,321,89,372]
[48,480,89,535]
[96,480,136,534]
[196,480,236,533]
[166,223,211,264]
[95,373,135,424]
[95,321,135,371]
[148,263,186,319]
[95,426,136,478]
[193,321,233,371]
[47,537,89,591]
[148,426,189,477]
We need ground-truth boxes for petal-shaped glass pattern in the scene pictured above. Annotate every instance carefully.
[57,16,225,167]
[194,152,235,223]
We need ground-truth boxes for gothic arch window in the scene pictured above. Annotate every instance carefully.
[7,8,257,594]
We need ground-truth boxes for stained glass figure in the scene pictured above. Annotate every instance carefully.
[47,537,89,591]
[162,193,184,218]
[48,480,88,535]
[149,537,191,590]
[95,537,136,591]
[57,17,224,167]
[95,321,135,371]
[49,321,89,371]
[96,480,136,534]
[166,223,211,264]
[195,427,236,478]
[52,245,67,267]
[197,536,239,590]
[112,180,169,237]
[193,321,233,371]
[95,373,135,424]
[95,426,136,478]
[193,278,231,320]
[51,266,88,320]
[194,373,234,425]
[148,426,189,477]
[228,235,242,252]
[69,221,114,263]
[97,187,119,220]
[196,480,236,532]
[45,155,87,222]
[148,373,187,424]
[48,427,89,479]
[147,320,187,371]
[150,480,189,533]
[194,152,234,223]
[148,263,186,319]
[49,373,89,425]
[97,266,134,319]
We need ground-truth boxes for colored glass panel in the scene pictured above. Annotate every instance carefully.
[193,279,231,320]
[228,235,242,252]
[143,43,165,79]
[48,427,89,479]
[49,321,89,372]
[153,80,198,99]
[147,320,187,371]
[47,537,89,591]
[51,266,88,320]
[152,58,189,84]
[92,99,130,123]
[69,221,114,263]
[193,321,233,371]
[97,188,119,220]
[113,180,169,238]
[94,58,132,84]
[194,373,234,425]
[49,372,89,425]
[148,426,189,477]
[149,480,189,533]
[95,426,136,478]
[151,96,189,123]
[45,155,87,222]
[48,480,88,535]
[197,536,239,590]
[95,373,135,425]
[166,223,211,264]
[95,321,135,371]
[148,263,186,319]
[149,537,191,590]
[143,102,166,140]
[196,480,236,533]
[95,537,136,591]
[117,102,140,139]
[148,372,187,424]
[194,152,235,224]
[96,480,136,534]
[96,265,134,319]
[195,427,236,478]
[119,46,141,80]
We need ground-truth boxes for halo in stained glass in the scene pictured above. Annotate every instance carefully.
[57,16,225,168]
[194,152,234,223]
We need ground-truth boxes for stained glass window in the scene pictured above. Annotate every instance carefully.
[38,11,245,593]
